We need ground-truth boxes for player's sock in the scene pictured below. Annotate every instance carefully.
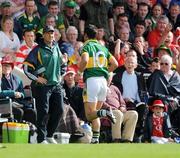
[91,131,100,144]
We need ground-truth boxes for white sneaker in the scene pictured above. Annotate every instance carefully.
[46,137,58,144]
[40,140,49,144]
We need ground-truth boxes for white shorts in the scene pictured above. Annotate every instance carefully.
[83,77,107,102]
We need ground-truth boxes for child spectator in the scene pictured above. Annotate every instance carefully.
[144,99,174,144]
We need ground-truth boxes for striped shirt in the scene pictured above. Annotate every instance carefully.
[15,41,37,69]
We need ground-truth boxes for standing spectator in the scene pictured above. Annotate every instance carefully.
[79,0,114,40]
[23,25,65,144]
[35,0,49,18]
[78,24,118,143]
[0,16,20,59]
[16,29,37,69]
[17,0,40,35]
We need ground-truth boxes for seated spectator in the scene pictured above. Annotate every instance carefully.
[158,0,171,15]
[0,55,36,124]
[149,57,160,73]
[133,36,152,72]
[17,0,40,36]
[63,66,86,122]
[63,0,79,30]
[16,29,38,69]
[133,21,147,39]
[36,13,57,43]
[143,99,173,144]
[96,26,107,46]
[155,44,173,59]
[0,16,20,59]
[147,15,171,56]
[147,54,180,104]
[167,2,180,31]
[112,2,125,24]
[66,26,79,47]
[0,1,22,39]
[163,31,179,66]
[39,0,66,41]
[113,40,131,66]
[129,2,150,33]
[148,3,163,30]
[102,74,138,143]
[147,54,180,133]
[112,57,148,137]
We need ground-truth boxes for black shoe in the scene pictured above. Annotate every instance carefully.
[119,139,132,143]
[106,108,116,124]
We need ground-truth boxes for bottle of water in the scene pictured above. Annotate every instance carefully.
[81,123,92,133]
[81,123,92,143]
[174,137,180,143]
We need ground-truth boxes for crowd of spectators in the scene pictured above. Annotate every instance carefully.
[0,0,180,144]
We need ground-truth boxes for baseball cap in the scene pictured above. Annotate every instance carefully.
[1,1,11,8]
[64,66,76,76]
[43,25,55,33]
[1,55,14,69]
[64,0,77,8]
[152,100,164,108]
[156,44,173,57]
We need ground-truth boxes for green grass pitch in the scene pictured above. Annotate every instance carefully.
[0,144,180,158]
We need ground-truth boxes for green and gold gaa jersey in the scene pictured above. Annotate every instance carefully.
[80,39,112,82]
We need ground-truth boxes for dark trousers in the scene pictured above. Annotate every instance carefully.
[31,84,64,143]
[13,107,36,125]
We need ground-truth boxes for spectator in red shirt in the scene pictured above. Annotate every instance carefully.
[147,15,171,56]
[143,99,173,144]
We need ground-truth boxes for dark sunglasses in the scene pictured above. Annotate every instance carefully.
[160,63,169,66]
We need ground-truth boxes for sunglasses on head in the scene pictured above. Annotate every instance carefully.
[160,63,169,66]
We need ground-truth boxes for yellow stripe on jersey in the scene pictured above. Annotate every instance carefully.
[38,51,43,65]
[86,56,108,68]
[23,61,35,70]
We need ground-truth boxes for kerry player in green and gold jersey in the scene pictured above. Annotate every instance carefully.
[78,24,118,143]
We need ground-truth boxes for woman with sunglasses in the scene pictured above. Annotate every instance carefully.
[147,54,180,133]
[148,54,180,97]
